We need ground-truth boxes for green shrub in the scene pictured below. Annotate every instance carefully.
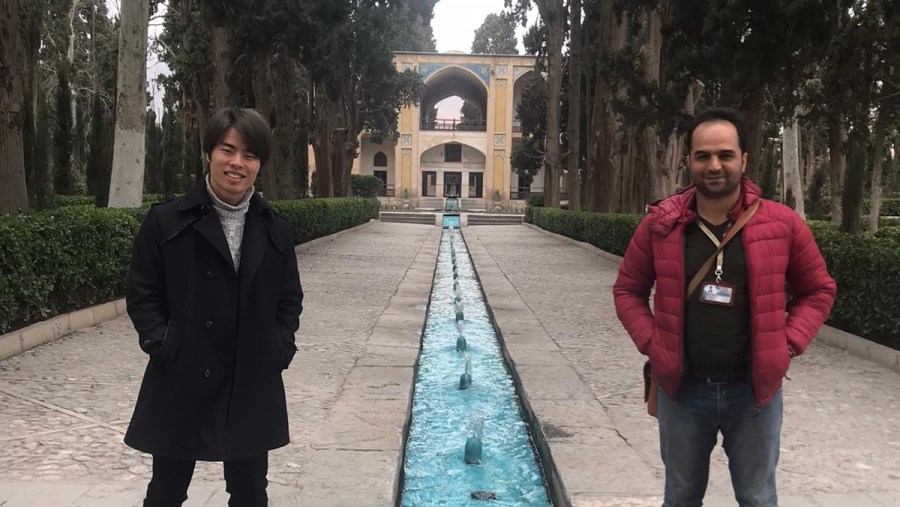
[523,194,545,223]
[350,175,385,198]
[53,195,95,208]
[0,207,141,333]
[270,197,380,245]
[0,197,377,334]
[526,193,544,208]
[529,207,642,256]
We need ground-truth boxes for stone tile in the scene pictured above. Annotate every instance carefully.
[19,323,56,352]
[70,483,144,506]
[67,308,95,331]
[367,326,421,349]
[0,481,91,506]
[311,399,408,451]
[294,450,398,507]
[357,344,420,367]
[375,313,426,330]
[549,441,659,496]
[342,366,414,400]
[92,301,120,324]
[507,348,569,366]
[518,365,595,401]
[0,333,22,361]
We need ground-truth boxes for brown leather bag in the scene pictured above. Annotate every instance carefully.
[643,361,658,417]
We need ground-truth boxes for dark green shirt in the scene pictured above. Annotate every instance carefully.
[683,216,751,382]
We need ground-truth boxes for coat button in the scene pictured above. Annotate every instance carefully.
[204,320,213,329]
[205,271,214,279]
[203,369,211,378]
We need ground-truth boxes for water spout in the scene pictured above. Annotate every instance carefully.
[456,333,467,352]
[464,414,484,464]
[459,354,473,389]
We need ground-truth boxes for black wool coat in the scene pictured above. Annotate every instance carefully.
[124,183,303,461]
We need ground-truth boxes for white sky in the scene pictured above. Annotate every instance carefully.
[105,0,538,119]
[432,0,536,118]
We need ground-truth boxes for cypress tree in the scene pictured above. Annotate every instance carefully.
[841,143,867,234]
[54,63,74,195]
[87,94,113,207]
[33,91,53,209]
[144,108,162,193]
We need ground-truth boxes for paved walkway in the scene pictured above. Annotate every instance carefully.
[0,222,898,506]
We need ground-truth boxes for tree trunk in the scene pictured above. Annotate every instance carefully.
[201,1,237,111]
[252,58,275,197]
[269,51,296,200]
[828,116,846,224]
[803,127,816,191]
[535,0,564,208]
[782,115,805,219]
[0,0,29,212]
[309,80,333,197]
[109,0,149,208]
[584,0,626,212]
[336,76,360,198]
[565,0,582,210]
[740,87,766,181]
[867,106,889,233]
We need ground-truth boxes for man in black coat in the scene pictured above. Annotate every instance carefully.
[125,108,303,506]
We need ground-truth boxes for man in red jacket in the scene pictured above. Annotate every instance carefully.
[613,107,836,507]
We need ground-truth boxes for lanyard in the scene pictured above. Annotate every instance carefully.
[696,221,730,283]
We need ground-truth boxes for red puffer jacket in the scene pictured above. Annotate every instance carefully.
[613,178,836,407]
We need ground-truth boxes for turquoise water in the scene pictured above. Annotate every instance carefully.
[401,228,550,506]
[442,214,461,228]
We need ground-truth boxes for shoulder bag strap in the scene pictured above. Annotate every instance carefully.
[686,199,761,298]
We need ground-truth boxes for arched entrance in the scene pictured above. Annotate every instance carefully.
[420,66,489,132]
[419,142,486,198]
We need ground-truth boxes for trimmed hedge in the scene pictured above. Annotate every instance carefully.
[271,197,380,245]
[0,206,141,333]
[0,197,379,334]
[54,194,172,208]
[527,207,643,256]
[526,206,900,350]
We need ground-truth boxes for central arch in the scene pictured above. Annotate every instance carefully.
[420,66,489,130]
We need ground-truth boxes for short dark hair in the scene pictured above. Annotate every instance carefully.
[686,107,747,154]
[203,108,272,166]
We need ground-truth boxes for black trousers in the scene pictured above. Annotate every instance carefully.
[143,453,268,507]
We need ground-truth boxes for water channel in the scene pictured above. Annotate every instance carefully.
[400,226,551,506]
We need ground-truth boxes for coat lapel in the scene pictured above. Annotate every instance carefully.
[194,211,235,270]
[178,183,234,269]
[239,208,266,285]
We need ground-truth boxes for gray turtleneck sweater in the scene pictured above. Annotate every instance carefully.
[205,175,254,272]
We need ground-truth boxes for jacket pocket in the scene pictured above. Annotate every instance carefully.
[155,320,183,370]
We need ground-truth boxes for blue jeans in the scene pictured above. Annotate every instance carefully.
[658,380,782,507]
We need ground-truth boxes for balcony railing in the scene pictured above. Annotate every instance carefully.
[510,186,533,200]
[421,119,487,132]
[509,188,569,201]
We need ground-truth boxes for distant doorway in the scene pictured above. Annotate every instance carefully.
[422,171,437,197]
[468,173,483,198]
[444,172,462,197]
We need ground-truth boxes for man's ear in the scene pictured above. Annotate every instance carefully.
[741,152,748,174]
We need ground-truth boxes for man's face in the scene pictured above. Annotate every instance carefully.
[688,120,747,199]
[208,127,260,205]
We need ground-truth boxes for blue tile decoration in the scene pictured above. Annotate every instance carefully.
[420,62,491,87]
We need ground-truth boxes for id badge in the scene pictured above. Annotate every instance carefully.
[699,282,735,306]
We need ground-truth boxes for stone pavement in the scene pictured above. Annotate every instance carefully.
[0,221,898,506]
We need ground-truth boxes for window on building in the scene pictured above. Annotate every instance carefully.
[444,144,462,163]
[374,152,388,167]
